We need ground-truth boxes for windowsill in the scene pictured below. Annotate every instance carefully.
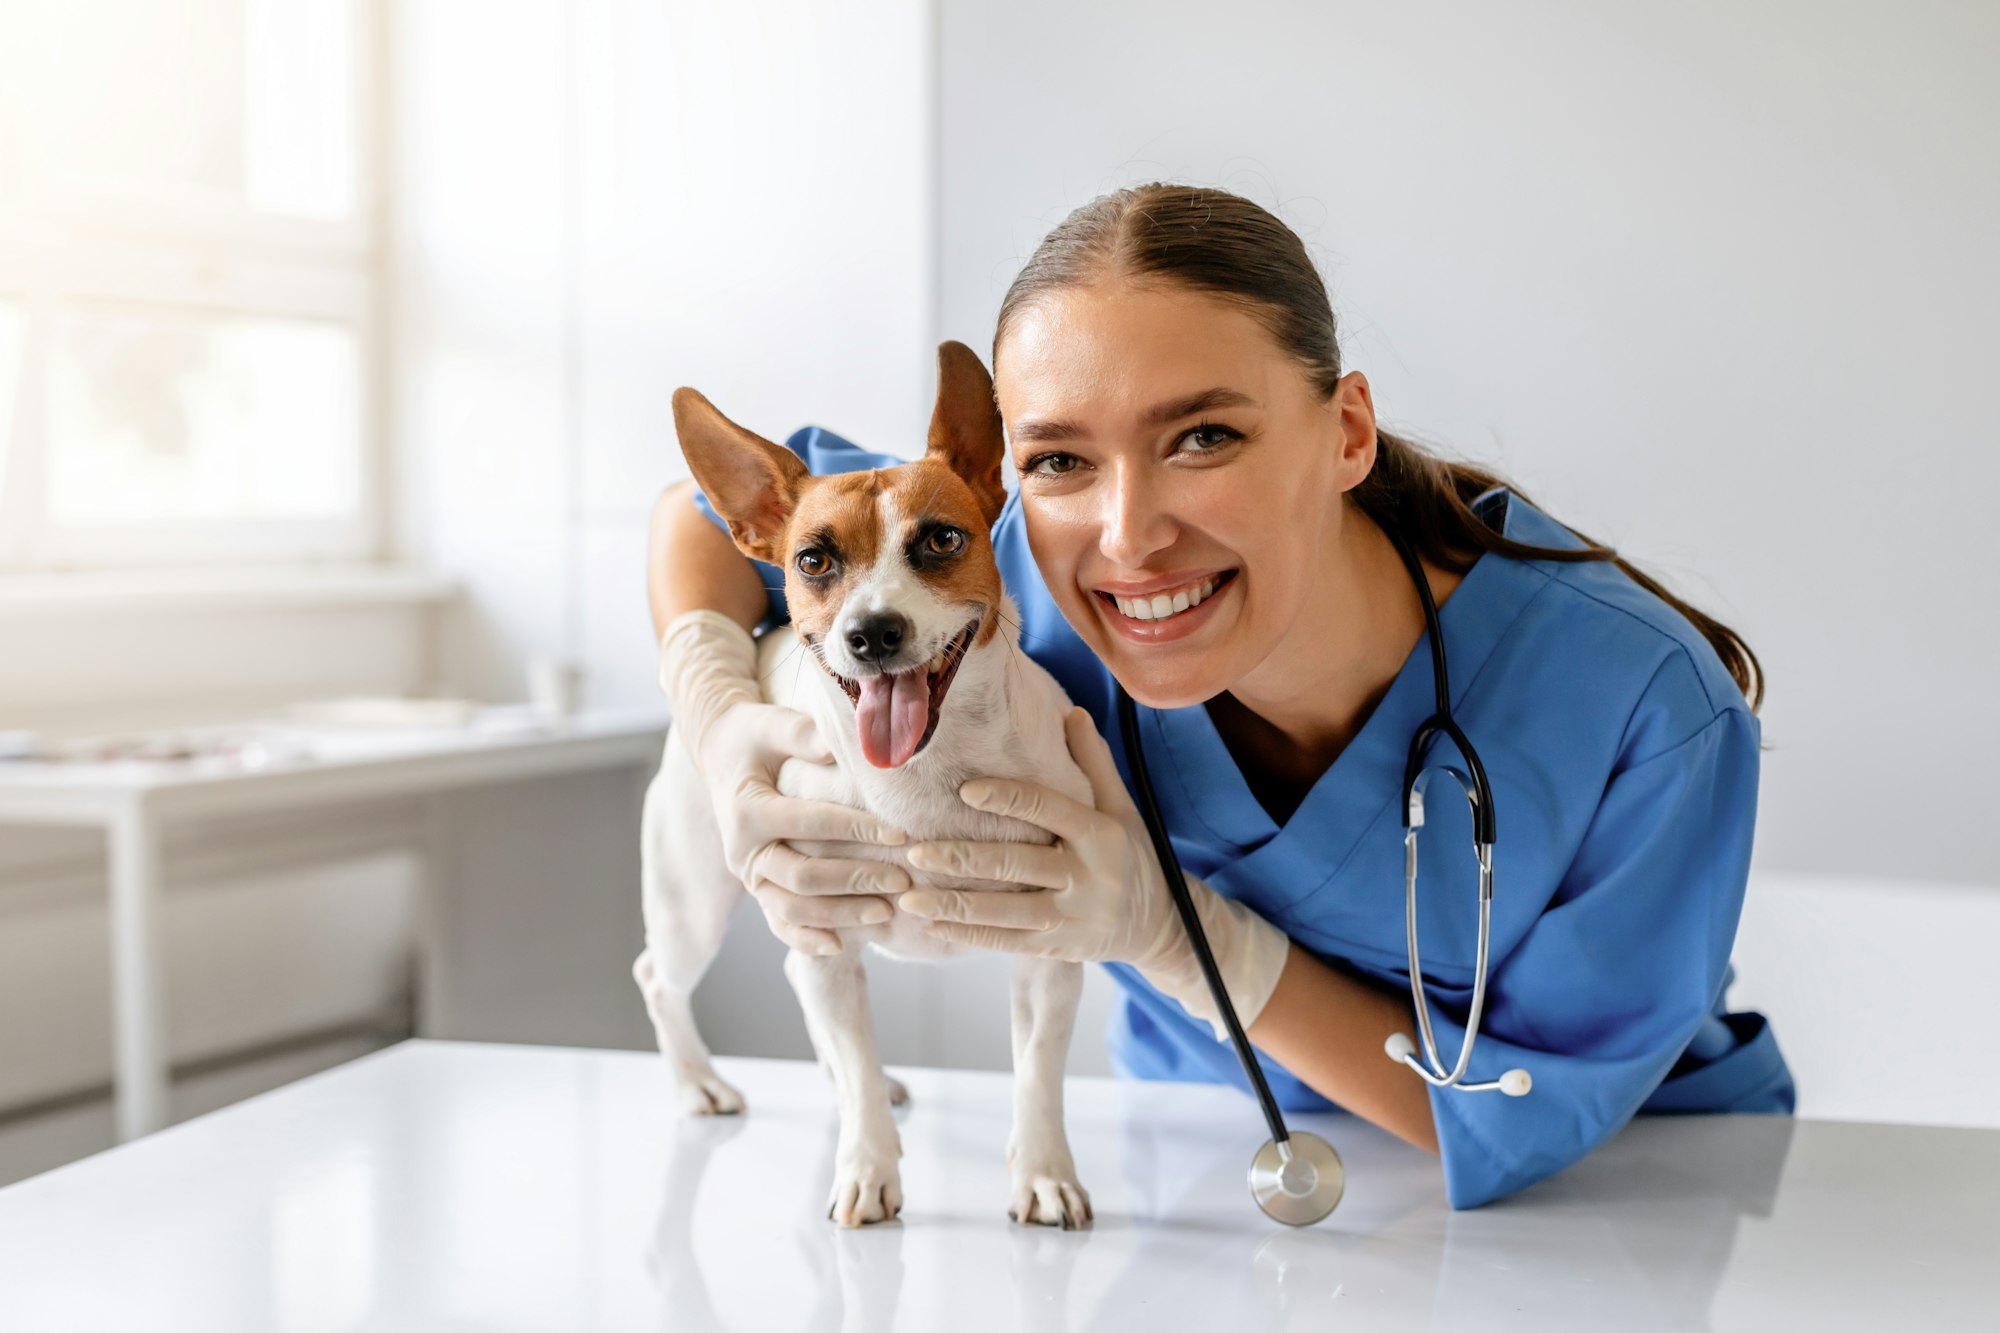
[0,565,459,620]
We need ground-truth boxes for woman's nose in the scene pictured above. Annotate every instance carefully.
[1099,463,1176,565]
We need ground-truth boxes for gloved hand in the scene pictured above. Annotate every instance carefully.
[897,707,1294,1040]
[658,609,910,956]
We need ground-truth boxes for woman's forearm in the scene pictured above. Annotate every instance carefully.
[1247,941,1440,1153]
[648,479,770,638]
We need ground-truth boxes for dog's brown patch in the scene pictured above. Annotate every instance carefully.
[881,460,1004,646]
[781,471,888,641]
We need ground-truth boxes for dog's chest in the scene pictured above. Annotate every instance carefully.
[776,749,1057,962]
[777,735,1056,856]
[758,623,1088,961]
[777,693,1078,961]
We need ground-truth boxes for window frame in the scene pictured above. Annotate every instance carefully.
[0,0,385,573]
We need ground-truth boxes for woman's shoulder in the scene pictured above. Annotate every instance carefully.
[782,424,901,472]
[1482,489,1755,763]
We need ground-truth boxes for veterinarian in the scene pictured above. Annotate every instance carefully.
[647,183,1794,1209]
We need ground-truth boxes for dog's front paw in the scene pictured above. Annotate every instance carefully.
[827,1143,904,1227]
[674,1068,746,1116]
[1006,1149,1092,1229]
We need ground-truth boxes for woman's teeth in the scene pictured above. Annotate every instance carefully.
[1110,575,1220,622]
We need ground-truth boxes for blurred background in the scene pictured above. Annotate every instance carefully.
[1,0,1995,1186]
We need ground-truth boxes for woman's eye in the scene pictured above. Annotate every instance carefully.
[795,548,831,576]
[1021,451,1082,478]
[925,527,965,556]
[1177,422,1241,453]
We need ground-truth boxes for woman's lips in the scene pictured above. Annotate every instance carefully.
[1092,569,1238,644]
[1091,567,1235,598]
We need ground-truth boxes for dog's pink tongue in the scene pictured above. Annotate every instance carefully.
[855,668,930,768]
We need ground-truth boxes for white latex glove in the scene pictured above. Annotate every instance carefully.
[898,707,1294,1040]
[658,609,909,956]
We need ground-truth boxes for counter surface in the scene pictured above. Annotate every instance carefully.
[1,1038,1992,1331]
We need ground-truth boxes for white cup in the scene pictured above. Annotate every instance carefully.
[528,657,584,721]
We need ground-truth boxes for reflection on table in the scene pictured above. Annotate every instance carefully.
[0,1039,1993,1332]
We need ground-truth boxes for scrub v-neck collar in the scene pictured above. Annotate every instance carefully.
[1135,487,1558,909]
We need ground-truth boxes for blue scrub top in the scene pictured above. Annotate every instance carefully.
[694,426,1795,1209]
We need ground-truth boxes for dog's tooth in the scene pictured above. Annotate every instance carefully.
[1171,590,1191,615]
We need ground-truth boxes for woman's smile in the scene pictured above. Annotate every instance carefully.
[1092,568,1239,642]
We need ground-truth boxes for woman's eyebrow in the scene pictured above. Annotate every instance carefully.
[1011,387,1259,443]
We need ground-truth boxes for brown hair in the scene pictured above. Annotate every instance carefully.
[992,182,1765,712]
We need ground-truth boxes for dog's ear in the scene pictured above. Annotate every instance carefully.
[926,341,1008,529]
[671,387,810,564]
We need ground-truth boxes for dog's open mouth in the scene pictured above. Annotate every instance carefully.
[826,619,978,769]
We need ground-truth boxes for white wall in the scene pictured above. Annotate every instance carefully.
[1731,871,2000,1128]
[936,0,2000,891]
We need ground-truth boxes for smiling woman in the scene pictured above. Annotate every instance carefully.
[650,182,1793,1210]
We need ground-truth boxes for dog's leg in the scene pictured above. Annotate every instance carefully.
[784,946,904,1226]
[635,735,747,1115]
[769,748,912,1113]
[1006,956,1092,1227]
[806,1020,913,1110]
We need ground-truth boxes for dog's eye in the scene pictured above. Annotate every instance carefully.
[795,548,832,577]
[925,527,966,557]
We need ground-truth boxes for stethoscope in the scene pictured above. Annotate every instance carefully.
[1115,523,1531,1227]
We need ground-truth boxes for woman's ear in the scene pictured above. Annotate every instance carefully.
[925,340,1008,528]
[1331,369,1378,488]
[670,387,809,563]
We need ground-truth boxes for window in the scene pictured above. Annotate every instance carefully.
[0,0,378,570]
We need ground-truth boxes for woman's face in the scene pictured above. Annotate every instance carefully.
[993,279,1377,709]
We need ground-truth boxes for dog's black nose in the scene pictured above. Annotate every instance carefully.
[844,613,910,664]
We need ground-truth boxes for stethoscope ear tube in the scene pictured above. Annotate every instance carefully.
[1385,523,1497,847]
[1383,524,1529,1098]
[1115,685,1343,1226]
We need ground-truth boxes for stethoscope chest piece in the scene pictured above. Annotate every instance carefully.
[1248,1131,1345,1226]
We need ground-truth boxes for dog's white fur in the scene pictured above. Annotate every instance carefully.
[633,503,1095,1227]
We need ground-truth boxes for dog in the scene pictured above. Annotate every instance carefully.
[632,341,1095,1228]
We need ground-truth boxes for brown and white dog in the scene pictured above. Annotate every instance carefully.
[632,342,1094,1228]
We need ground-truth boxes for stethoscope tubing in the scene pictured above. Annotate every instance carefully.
[1119,684,1344,1225]
[1116,685,1293,1152]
